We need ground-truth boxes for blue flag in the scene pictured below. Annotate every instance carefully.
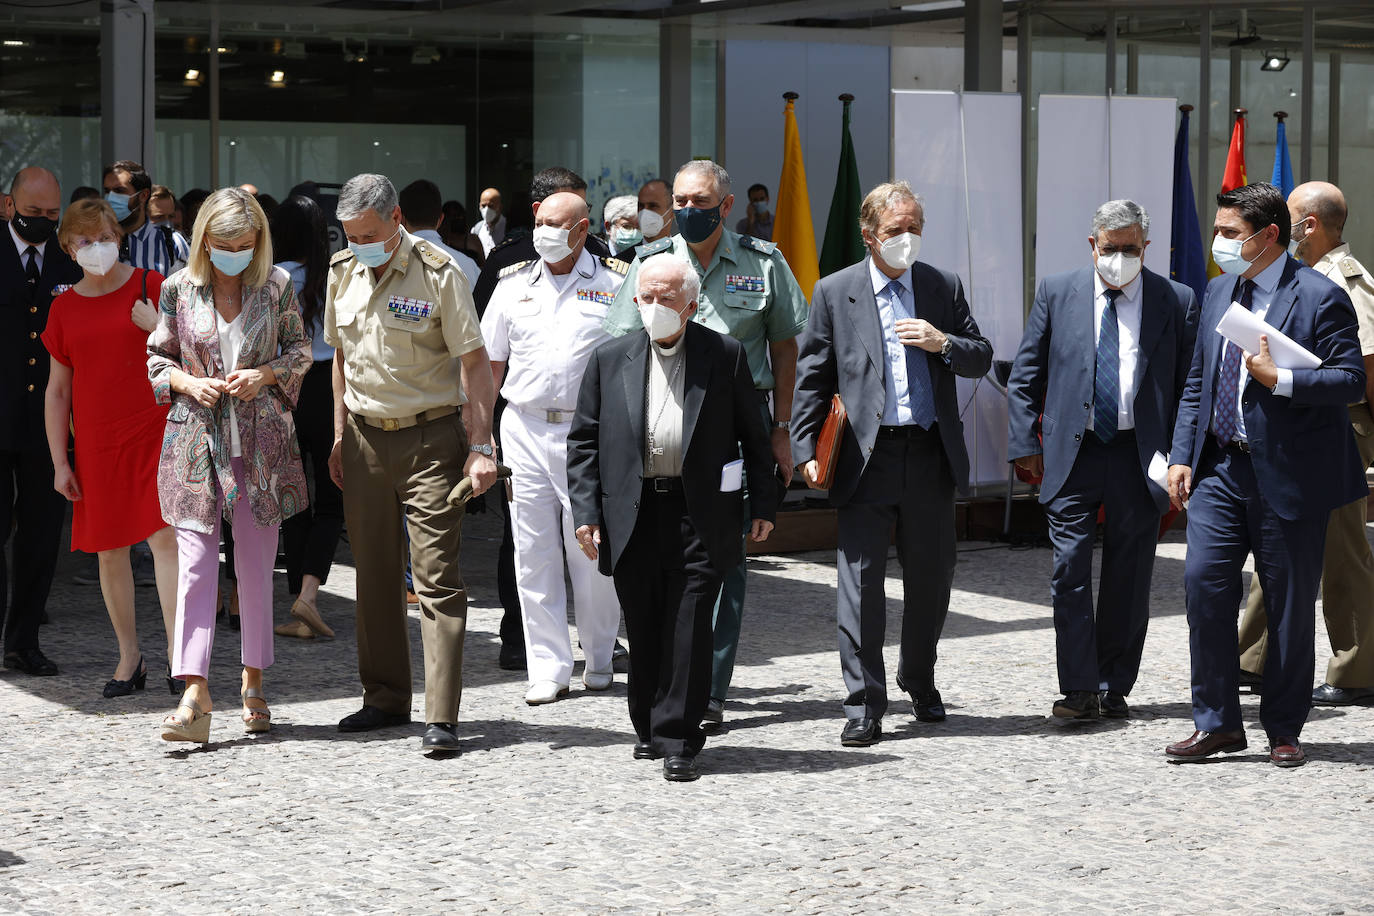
[1170,108,1207,305]
[1272,118,1295,197]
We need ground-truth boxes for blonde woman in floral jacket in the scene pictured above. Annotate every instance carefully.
[148,187,311,744]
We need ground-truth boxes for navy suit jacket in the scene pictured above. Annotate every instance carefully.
[791,258,992,503]
[1007,266,1199,512]
[567,321,775,578]
[1170,255,1366,521]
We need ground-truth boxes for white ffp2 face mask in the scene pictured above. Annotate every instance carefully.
[638,301,684,340]
[76,240,120,276]
[1095,251,1142,288]
[637,208,665,239]
[533,224,575,263]
[877,232,921,271]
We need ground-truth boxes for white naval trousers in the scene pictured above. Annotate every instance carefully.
[503,405,621,685]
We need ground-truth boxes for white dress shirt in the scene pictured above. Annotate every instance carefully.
[9,222,43,273]
[868,257,916,426]
[1090,268,1144,431]
[472,215,506,257]
[1218,254,1294,441]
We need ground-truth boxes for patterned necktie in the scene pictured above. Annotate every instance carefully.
[1093,288,1121,442]
[889,279,937,429]
[24,246,39,285]
[1212,278,1255,443]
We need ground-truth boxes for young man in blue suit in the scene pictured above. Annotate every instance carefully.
[1166,182,1366,768]
[1008,200,1198,720]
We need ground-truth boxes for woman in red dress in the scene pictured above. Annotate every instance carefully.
[42,198,177,698]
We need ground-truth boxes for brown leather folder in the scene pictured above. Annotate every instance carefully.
[813,394,847,490]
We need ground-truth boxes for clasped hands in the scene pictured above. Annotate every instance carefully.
[184,369,272,407]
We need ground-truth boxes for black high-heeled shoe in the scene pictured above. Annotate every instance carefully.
[165,662,185,695]
[103,656,147,698]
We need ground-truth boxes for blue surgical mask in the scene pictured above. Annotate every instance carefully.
[349,225,401,268]
[675,205,721,244]
[106,191,133,222]
[612,227,643,251]
[1211,227,1263,276]
[209,245,255,276]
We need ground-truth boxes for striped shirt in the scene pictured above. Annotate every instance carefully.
[123,221,189,277]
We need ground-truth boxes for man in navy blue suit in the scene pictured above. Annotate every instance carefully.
[1166,182,1366,768]
[1008,200,1198,720]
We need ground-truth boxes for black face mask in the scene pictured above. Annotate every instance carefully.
[11,213,57,246]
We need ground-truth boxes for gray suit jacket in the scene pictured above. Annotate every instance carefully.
[792,258,992,503]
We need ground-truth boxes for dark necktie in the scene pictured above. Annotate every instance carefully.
[1212,278,1256,443]
[24,245,39,285]
[1093,287,1121,442]
[888,279,937,429]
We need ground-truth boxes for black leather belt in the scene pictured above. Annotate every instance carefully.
[1211,433,1251,454]
[645,477,683,493]
[877,423,938,439]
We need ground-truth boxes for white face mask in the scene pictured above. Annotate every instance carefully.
[637,208,665,239]
[1211,227,1262,276]
[76,240,120,276]
[876,232,921,271]
[638,300,685,340]
[532,224,575,263]
[1095,250,1142,288]
[1288,219,1310,260]
[480,205,498,224]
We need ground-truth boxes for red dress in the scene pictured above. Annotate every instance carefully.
[42,269,169,552]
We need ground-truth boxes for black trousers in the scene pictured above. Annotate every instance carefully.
[282,360,345,594]
[0,447,65,653]
[612,482,721,758]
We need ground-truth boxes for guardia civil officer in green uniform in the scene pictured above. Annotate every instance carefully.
[603,159,808,727]
[325,173,498,754]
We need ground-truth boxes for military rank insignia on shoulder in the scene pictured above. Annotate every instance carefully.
[415,241,451,269]
[739,235,777,256]
[1340,257,1365,281]
[639,237,674,258]
[330,247,356,266]
[601,256,630,275]
[499,259,537,279]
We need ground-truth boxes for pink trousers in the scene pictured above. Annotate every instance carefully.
[172,457,277,679]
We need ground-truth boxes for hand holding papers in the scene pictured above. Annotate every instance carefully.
[1215,302,1321,370]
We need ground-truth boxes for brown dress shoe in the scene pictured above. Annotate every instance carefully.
[1164,729,1247,762]
[1268,736,1306,768]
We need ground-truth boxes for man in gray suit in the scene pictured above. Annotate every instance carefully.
[792,181,992,747]
[1007,200,1198,720]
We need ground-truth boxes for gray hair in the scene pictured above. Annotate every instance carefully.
[638,255,701,305]
[1091,199,1149,241]
[858,180,924,235]
[674,159,732,200]
[603,194,638,226]
[337,173,398,222]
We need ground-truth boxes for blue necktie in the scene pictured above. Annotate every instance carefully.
[1093,288,1121,442]
[1212,278,1255,443]
[888,279,937,429]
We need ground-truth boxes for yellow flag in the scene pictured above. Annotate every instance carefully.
[774,96,819,301]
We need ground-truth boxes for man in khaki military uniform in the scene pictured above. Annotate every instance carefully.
[1237,180,1374,706]
[325,173,498,753]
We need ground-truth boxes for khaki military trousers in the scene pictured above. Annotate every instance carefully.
[1238,403,1374,688]
[342,411,470,723]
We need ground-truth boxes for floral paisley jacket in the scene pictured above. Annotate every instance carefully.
[147,264,312,534]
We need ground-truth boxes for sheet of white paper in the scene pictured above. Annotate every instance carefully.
[1148,451,1170,493]
[720,458,744,493]
[1214,302,1321,370]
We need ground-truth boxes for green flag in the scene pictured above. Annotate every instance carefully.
[819,95,864,277]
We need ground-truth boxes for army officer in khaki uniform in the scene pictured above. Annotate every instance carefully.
[325,173,498,754]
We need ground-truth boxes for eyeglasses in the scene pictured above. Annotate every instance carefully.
[1097,245,1143,257]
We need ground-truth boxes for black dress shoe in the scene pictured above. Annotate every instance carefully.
[5,647,59,677]
[702,698,724,728]
[1238,668,1264,691]
[612,640,630,674]
[421,723,461,753]
[914,690,946,722]
[633,741,661,760]
[338,705,412,732]
[840,717,881,747]
[102,656,146,697]
[1053,690,1101,719]
[1099,691,1129,718]
[497,645,527,671]
[1312,682,1374,706]
[663,755,699,781]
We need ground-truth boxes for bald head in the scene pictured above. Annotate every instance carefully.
[1288,181,1348,263]
[5,166,61,223]
[479,187,502,216]
[534,191,590,270]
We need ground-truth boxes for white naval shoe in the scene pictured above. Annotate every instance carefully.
[525,681,570,705]
[582,669,613,691]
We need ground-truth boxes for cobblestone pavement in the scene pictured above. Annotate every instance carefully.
[2,511,1373,914]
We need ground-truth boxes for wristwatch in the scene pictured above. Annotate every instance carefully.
[469,443,495,457]
[773,419,790,431]
[939,338,953,359]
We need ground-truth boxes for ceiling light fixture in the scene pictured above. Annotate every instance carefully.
[268,69,286,86]
[1260,49,1290,71]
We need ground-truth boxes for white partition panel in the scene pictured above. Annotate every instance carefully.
[1035,95,1178,282]
[892,90,1023,490]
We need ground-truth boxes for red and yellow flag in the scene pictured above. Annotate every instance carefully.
[1207,110,1248,279]
[774,95,819,300]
